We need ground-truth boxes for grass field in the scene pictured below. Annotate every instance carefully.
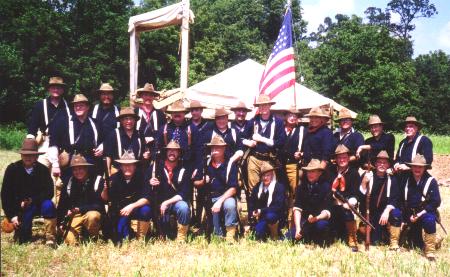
[0,150,449,276]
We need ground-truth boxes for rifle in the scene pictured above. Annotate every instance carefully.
[202,153,213,242]
[364,177,372,251]
[60,213,74,241]
[334,190,375,230]
[101,157,116,242]
[151,150,164,239]
[414,192,447,235]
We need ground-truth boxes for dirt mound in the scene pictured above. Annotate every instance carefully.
[429,154,450,187]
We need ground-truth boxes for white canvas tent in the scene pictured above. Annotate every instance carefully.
[186,59,356,119]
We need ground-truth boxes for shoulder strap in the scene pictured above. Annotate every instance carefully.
[88,118,98,146]
[226,161,233,184]
[92,104,99,119]
[115,129,122,157]
[152,110,158,131]
[422,177,434,201]
[398,140,405,159]
[178,168,186,184]
[43,99,49,128]
[163,123,168,145]
[412,135,423,160]
[67,177,73,196]
[63,99,71,120]
[114,106,120,128]
[386,175,392,198]
[136,109,144,130]
[231,128,236,143]
[94,175,102,192]
[69,118,74,145]
[187,125,192,146]
[298,126,304,151]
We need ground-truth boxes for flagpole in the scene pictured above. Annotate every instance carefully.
[285,0,297,109]
[180,0,190,93]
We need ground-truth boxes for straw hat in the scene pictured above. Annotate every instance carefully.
[207,135,227,146]
[376,150,390,160]
[214,107,230,118]
[19,138,45,155]
[260,162,275,175]
[47,76,66,88]
[70,154,93,167]
[298,117,310,124]
[231,101,251,112]
[404,116,421,127]
[115,151,140,164]
[136,83,159,97]
[305,107,330,118]
[338,108,353,120]
[188,100,206,110]
[165,140,181,150]
[302,159,324,171]
[407,154,431,169]
[368,115,384,126]
[166,100,188,114]
[334,144,350,155]
[254,95,275,106]
[97,83,114,93]
[285,105,301,115]
[117,107,139,120]
[72,94,89,104]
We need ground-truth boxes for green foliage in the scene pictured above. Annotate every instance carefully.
[0,123,26,150]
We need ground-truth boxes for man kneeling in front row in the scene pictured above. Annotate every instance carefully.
[248,162,285,241]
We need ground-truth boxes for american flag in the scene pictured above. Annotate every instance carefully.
[258,8,295,100]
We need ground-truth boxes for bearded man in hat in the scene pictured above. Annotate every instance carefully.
[104,107,144,176]
[57,154,105,245]
[90,83,120,139]
[279,105,307,226]
[359,151,402,249]
[187,100,210,135]
[1,138,57,246]
[245,95,286,191]
[102,151,151,242]
[27,76,71,162]
[394,116,433,174]
[302,106,334,170]
[356,115,395,170]
[289,159,332,246]
[329,145,361,252]
[134,83,166,146]
[248,162,286,241]
[333,108,364,167]
[402,154,441,261]
[193,136,239,242]
[49,94,103,181]
[148,141,191,242]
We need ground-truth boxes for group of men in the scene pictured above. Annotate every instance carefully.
[1,76,443,261]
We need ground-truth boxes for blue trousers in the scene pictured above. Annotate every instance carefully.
[16,200,56,243]
[370,208,402,245]
[405,211,437,248]
[212,197,238,236]
[254,211,282,241]
[161,201,191,239]
[287,218,330,246]
[116,205,151,240]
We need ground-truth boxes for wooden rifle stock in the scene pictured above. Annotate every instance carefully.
[365,178,372,251]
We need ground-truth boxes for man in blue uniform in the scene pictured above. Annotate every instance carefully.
[359,151,402,249]
[230,101,253,141]
[333,108,364,167]
[356,115,395,170]
[57,154,104,245]
[148,141,191,242]
[90,83,120,139]
[245,95,286,191]
[248,162,285,241]
[291,159,332,246]
[402,154,441,261]
[1,139,57,246]
[194,136,239,243]
[102,151,151,242]
[187,100,210,135]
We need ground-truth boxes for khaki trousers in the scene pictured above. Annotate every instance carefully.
[65,211,101,245]
[285,163,302,224]
[247,155,266,192]
[37,136,63,205]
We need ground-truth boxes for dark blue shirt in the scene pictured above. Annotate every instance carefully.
[248,115,286,154]
[104,127,144,163]
[364,132,395,162]
[199,125,242,161]
[230,120,253,140]
[402,172,440,214]
[135,107,166,140]
[358,172,400,213]
[147,161,191,202]
[109,169,150,211]
[329,166,360,201]
[303,125,334,164]
[248,182,286,216]
[90,104,119,139]
[280,126,307,164]
[27,97,71,136]
[333,128,364,154]
[395,133,433,165]
[194,160,238,198]
[294,177,332,217]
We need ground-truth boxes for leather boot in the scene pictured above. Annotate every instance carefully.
[226,226,236,243]
[389,226,401,251]
[345,221,358,252]
[436,233,443,250]
[423,232,437,261]
[44,218,57,248]
[136,221,150,240]
[268,222,279,241]
[176,223,189,242]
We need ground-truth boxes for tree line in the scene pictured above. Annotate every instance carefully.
[1,0,449,134]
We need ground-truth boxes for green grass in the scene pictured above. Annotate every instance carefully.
[0,122,26,150]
